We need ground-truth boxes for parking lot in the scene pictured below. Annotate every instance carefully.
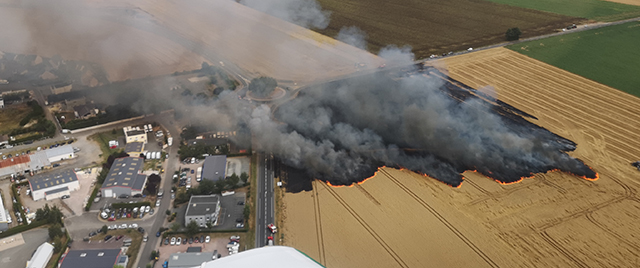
[18,184,71,218]
[154,232,249,268]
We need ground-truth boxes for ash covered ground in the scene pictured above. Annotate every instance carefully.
[253,65,597,188]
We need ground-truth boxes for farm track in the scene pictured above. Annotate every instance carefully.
[311,180,326,265]
[319,182,409,268]
[379,169,500,268]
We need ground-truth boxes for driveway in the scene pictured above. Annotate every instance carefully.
[62,168,100,215]
[0,228,49,268]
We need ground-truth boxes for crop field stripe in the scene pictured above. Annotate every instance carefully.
[319,182,409,268]
[539,230,588,268]
[311,180,327,265]
[506,22,640,96]
[466,60,640,140]
[483,0,640,21]
[447,67,640,157]
[586,210,640,251]
[379,169,500,268]
[446,60,640,160]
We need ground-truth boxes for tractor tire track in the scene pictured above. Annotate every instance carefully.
[380,169,500,268]
[311,180,326,265]
[539,230,588,268]
[319,182,409,268]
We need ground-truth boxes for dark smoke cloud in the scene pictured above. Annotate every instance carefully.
[239,0,331,29]
[247,54,595,186]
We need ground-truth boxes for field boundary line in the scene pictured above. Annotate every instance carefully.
[380,169,500,268]
[320,182,409,268]
[539,230,588,268]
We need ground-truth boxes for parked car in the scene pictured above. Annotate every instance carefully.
[145,206,150,213]
[188,237,193,244]
[230,236,240,240]
[156,231,162,237]
[89,231,97,237]
[200,235,204,243]
[116,235,124,241]
[104,235,113,241]
[119,224,127,229]
[164,238,170,245]
[143,235,148,242]
[176,237,181,245]
[61,195,70,199]
[170,237,176,245]
[149,209,155,215]
[205,236,210,243]
[156,200,161,207]
[119,194,129,199]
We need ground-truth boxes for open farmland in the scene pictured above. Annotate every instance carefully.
[0,5,205,81]
[314,0,581,59]
[484,0,640,21]
[507,21,640,97]
[0,103,32,134]
[282,47,640,267]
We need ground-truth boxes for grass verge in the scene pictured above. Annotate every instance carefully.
[507,21,640,97]
[88,130,124,161]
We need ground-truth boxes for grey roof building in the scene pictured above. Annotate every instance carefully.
[27,242,54,268]
[29,169,79,201]
[0,191,8,231]
[43,145,75,163]
[60,249,122,268]
[124,142,144,155]
[168,252,214,268]
[201,155,227,181]
[100,157,147,198]
[29,151,51,170]
[185,195,221,227]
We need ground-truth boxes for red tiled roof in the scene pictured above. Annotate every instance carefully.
[0,155,30,168]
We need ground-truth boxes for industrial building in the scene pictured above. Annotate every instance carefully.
[60,249,125,268]
[41,145,75,163]
[100,157,147,198]
[185,195,221,227]
[124,142,144,156]
[167,252,214,268]
[0,155,31,178]
[201,155,227,181]
[29,169,80,201]
[0,191,9,231]
[26,242,54,268]
[123,126,147,144]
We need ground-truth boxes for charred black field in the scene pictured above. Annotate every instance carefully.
[258,64,598,189]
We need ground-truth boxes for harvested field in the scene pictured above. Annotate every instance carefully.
[0,5,204,81]
[314,0,582,59]
[283,47,640,267]
[485,0,640,21]
[605,0,640,6]
[0,103,32,134]
[130,0,384,82]
[507,21,640,97]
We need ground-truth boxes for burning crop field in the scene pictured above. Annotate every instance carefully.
[260,64,598,189]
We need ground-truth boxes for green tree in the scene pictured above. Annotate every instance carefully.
[101,225,108,234]
[505,27,522,41]
[240,172,249,185]
[227,174,240,189]
[166,209,171,216]
[243,204,250,221]
[248,77,277,97]
[48,223,64,240]
[186,220,199,237]
[170,222,181,232]
[53,237,63,253]
[150,250,159,261]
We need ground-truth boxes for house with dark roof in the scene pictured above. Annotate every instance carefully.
[100,157,147,198]
[124,142,144,156]
[59,249,124,268]
[29,169,79,201]
[73,103,97,119]
[201,155,226,181]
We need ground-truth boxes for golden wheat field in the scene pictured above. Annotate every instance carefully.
[282,47,640,267]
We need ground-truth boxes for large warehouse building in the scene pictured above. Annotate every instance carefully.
[185,195,221,227]
[201,155,226,181]
[100,157,147,198]
[0,191,9,231]
[26,242,54,268]
[60,249,126,268]
[29,169,80,201]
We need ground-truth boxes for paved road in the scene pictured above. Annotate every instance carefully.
[255,153,275,247]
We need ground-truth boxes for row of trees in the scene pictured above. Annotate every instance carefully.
[174,173,248,205]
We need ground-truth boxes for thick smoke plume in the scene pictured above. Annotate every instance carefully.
[248,56,596,187]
